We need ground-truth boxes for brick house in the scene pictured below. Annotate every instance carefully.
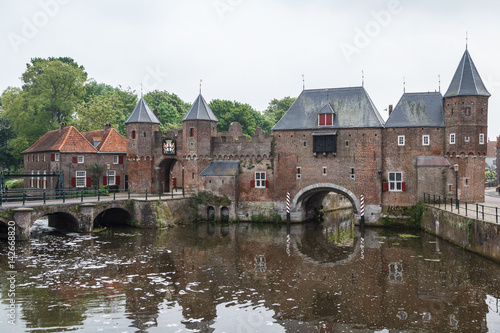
[22,123,127,192]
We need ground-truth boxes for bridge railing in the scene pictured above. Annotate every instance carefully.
[0,187,187,207]
[423,193,500,224]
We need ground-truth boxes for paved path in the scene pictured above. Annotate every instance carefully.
[426,187,500,224]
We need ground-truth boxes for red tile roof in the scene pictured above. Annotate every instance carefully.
[22,126,97,154]
[95,128,127,153]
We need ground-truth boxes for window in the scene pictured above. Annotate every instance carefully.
[296,167,301,180]
[345,140,349,148]
[322,167,327,176]
[55,153,59,161]
[255,172,266,188]
[77,156,84,164]
[422,135,429,146]
[398,135,405,146]
[144,132,146,137]
[479,133,485,145]
[350,167,355,180]
[76,171,86,188]
[132,130,136,139]
[190,128,194,137]
[108,170,116,186]
[465,136,470,143]
[113,155,119,164]
[313,134,337,155]
[389,172,403,191]
[465,107,471,116]
[450,133,456,144]
[37,170,40,188]
[318,113,333,126]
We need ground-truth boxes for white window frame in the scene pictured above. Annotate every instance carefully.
[108,170,116,186]
[479,133,485,145]
[464,136,470,143]
[450,133,456,144]
[55,153,60,161]
[398,135,405,146]
[422,135,430,146]
[113,155,119,164]
[76,171,86,188]
[389,172,403,192]
[322,166,327,176]
[43,170,47,189]
[255,172,266,188]
[296,167,301,180]
[77,156,84,164]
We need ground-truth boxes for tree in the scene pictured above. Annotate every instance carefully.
[87,162,106,189]
[209,99,266,136]
[264,96,296,125]
[0,111,16,170]
[2,57,87,157]
[143,90,191,132]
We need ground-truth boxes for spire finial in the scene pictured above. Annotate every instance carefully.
[438,74,441,93]
[362,70,364,87]
[199,79,202,94]
[466,31,468,49]
[403,76,406,93]
[141,83,143,98]
[302,74,305,90]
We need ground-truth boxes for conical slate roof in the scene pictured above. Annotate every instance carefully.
[444,49,490,98]
[125,98,161,124]
[182,94,218,122]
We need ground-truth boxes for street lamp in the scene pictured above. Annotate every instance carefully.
[453,163,459,208]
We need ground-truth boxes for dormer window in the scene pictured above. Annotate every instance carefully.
[318,103,334,126]
[318,113,333,126]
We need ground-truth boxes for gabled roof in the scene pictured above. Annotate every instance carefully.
[182,94,218,122]
[318,103,334,114]
[83,127,126,153]
[200,161,239,176]
[125,97,161,124]
[272,87,384,131]
[22,126,97,154]
[385,92,444,128]
[444,49,490,98]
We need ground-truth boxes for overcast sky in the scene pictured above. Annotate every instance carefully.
[1,0,499,140]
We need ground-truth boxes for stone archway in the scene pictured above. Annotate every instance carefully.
[158,158,183,192]
[292,183,361,220]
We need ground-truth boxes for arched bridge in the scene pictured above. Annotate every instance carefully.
[0,198,190,240]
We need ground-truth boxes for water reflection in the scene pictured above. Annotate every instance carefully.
[1,211,500,332]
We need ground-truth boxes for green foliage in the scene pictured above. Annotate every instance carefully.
[2,57,87,158]
[485,168,496,183]
[0,112,17,169]
[411,202,424,228]
[209,99,266,136]
[143,90,191,132]
[5,178,23,189]
[191,191,231,207]
[87,162,106,188]
[264,96,296,124]
[272,214,282,223]
[251,213,266,223]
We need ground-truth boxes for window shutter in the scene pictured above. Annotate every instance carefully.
[51,153,55,161]
[265,180,268,188]
[71,177,76,187]
[402,182,406,192]
[86,177,91,187]
[72,156,77,163]
[382,182,389,191]
[326,113,333,125]
[319,114,325,126]
[119,155,124,164]
[103,176,107,186]
[116,176,120,185]
[250,180,255,188]
[132,131,136,139]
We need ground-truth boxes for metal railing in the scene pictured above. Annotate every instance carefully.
[0,187,186,207]
[423,193,499,224]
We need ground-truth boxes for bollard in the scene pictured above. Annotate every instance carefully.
[171,188,174,199]
[286,192,291,224]
[482,205,484,220]
[43,190,46,204]
[476,203,478,219]
[113,189,116,200]
[465,202,467,216]
[182,187,185,197]
[23,190,26,206]
[81,190,84,203]
[496,207,498,224]
[159,189,161,200]
[145,189,148,201]
[98,190,100,202]
[128,188,130,200]
[360,194,365,227]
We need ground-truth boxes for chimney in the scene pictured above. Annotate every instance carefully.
[59,122,66,131]
[153,108,159,117]
[104,123,111,131]
[388,104,393,116]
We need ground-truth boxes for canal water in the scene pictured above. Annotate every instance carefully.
[1,210,500,332]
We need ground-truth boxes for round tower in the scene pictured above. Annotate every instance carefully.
[182,93,218,192]
[125,97,161,191]
[443,48,490,202]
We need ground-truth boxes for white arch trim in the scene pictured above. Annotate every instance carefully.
[291,183,361,214]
